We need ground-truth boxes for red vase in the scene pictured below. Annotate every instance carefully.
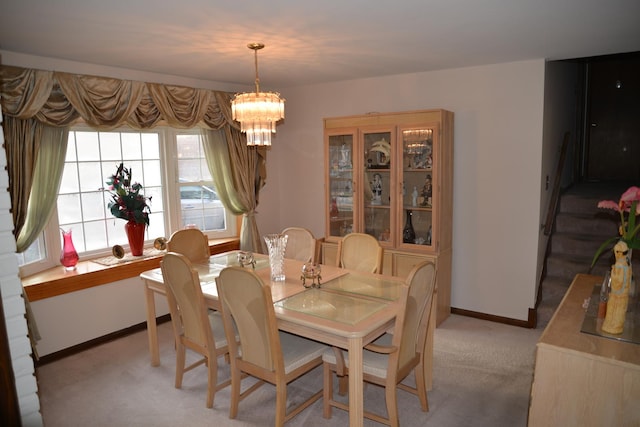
[60,228,79,270]
[125,221,146,256]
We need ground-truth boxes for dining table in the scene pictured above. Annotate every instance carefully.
[139,250,436,427]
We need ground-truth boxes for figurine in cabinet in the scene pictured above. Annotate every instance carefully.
[371,173,382,205]
[420,174,433,207]
[339,143,352,169]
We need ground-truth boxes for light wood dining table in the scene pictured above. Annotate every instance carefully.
[140,250,435,427]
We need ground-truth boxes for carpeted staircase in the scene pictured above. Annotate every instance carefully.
[537,181,640,329]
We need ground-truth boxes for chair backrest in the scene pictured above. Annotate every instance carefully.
[394,260,437,371]
[216,266,282,372]
[282,227,316,263]
[337,232,383,273]
[167,228,210,263]
[161,252,213,349]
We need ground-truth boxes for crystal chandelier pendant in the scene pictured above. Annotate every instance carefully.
[231,43,285,146]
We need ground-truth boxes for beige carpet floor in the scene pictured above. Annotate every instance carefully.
[36,314,541,426]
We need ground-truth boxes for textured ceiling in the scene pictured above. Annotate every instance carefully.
[1,0,640,89]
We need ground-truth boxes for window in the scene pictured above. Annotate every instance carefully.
[17,126,235,275]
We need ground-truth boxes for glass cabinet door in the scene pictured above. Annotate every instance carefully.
[362,130,393,244]
[327,133,355,238]
[400,127,435,249]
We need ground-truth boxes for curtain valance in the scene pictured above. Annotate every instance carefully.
[0,65,238,130]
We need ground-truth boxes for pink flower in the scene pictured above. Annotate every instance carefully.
[592,185,640,267]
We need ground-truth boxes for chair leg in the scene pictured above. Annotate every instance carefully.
[414,364,429,411]
[206,355,216,408]
[385,384,399,427]
[175,343,186,388]
[275,380,287,427]
[322,362,333,418]
[229,364,241,419]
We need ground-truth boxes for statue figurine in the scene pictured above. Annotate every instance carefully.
[412,186,418,207]
[371,173,382,205]
[421,174,433,207]
[602,240,632,334]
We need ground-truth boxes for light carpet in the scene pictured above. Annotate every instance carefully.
[36,314,541,426]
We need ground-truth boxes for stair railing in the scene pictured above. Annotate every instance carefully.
[543,132,571,236]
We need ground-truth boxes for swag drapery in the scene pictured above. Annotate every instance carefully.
[0,65,266,254]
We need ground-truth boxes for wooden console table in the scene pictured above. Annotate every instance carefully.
[528,274,640,426]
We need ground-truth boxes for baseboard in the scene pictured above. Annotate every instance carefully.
[34,314,172,367]
[451,307,537,329]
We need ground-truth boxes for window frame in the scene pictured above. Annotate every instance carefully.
[18,125,236,277]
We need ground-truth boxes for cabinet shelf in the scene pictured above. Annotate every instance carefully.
[403,205,432,212]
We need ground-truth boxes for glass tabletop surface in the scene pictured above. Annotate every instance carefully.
[207,251,270,270]
[274,288,389,325]
[320,271,404,301]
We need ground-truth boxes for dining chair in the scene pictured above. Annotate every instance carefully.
[216,266,327,427]
[167,228,210,263]
[160,252,234,408]
[322,260,437,427]
[336,232,383,273]
[281,226,317,263]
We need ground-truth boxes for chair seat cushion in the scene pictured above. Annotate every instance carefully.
[322,333,393,378]
[279,331,327,374]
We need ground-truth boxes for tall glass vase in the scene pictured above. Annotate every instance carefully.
[264,234,288,281]
[60,228,79,270]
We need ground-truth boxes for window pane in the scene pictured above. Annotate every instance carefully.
[99,132,123,161]
[122,133,142,159]
[59,162,80,193]
[142,159,162,187]
[66,133,78,161]
[75,132,100,161]
[17,236,45,266]
[78,161,103,192]
[81,192,106,221]
[82,221,107,251]
[58,193,82,224]
[141,133,160,159]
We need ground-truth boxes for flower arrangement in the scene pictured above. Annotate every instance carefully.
[105,163,151,226]
[591,185,640,267]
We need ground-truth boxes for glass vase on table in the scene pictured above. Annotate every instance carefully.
[264,234,288,281]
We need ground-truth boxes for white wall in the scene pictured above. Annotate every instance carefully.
[30,278,169,356]
[258,60,546,321]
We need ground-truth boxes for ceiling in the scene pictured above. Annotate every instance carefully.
[1,0,640,89]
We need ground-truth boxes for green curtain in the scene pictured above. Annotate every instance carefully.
[16,124,68,251]
[202,127,266,253]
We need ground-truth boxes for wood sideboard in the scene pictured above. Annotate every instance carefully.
[528,274,640,426]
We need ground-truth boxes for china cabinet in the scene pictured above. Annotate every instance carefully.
[323,109,453,325]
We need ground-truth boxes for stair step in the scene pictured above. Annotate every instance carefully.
[546,255,598,281]
[550,232,614,258]
[558,193,603,215]
[555,212,618,236]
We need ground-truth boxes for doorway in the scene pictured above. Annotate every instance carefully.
[584,52,640,182]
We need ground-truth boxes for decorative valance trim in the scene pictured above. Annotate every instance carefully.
[0,65,239,131]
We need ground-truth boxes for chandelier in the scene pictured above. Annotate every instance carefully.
[231,43,285,147]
